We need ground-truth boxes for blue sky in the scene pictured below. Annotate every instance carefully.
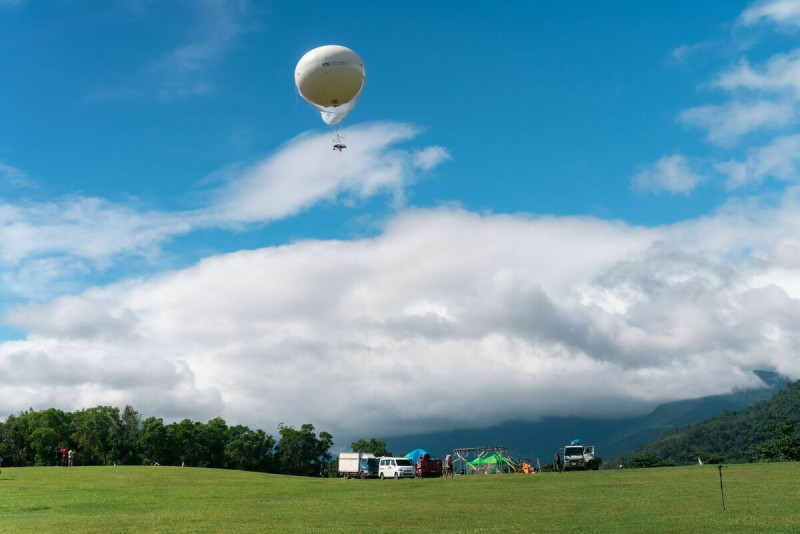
[2,0,800,440]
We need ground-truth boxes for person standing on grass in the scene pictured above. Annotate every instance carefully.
[444,454,454,479]
[61,447,68,467]
[68,449,75,467]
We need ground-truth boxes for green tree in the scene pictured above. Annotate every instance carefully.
[27,408,72,465]
[224,425,275,472]
[2,414,27,466]
[350,438,389,457]
[167,419,203,466]
[748,422,800,462]
[138,417,169,465]
[325,458,339,478]
[71,406,123,465]
[117,405,142,465]
[275,423,333,477]
[199,417,228,468]
[1,412,33,466]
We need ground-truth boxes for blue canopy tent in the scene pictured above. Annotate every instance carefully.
[405,448,433,464]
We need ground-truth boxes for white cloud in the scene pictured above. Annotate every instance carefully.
[671,41,714,63]
[0,161,32,190]
[0,196,191,266]
[716,134,800,188]
[739,0,800,28]
[0,123,441,299]
[714,50,800,97]
[1,257,91,301]
[3,198,800,437]
[413,146,452,171]
[6,295,140,341]
[208,123,447,223]
[632,154,705,194]
[679,99,796,144]
[677,11,800,147]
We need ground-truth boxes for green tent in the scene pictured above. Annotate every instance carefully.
[467,454,512,473]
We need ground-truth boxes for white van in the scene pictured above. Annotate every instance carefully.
[378,457,415,479]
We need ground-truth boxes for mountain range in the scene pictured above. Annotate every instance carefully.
[382,370,790,464]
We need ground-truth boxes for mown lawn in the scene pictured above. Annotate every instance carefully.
[0,462,798,532]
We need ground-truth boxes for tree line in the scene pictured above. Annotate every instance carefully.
[0,405,335,477]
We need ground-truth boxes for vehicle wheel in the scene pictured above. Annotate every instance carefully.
[359,472,366,479]
[343,473,350,479]
[379,473,384,480]
[394,472,399,479]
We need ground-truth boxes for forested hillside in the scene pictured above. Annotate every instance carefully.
[622,380,800,466]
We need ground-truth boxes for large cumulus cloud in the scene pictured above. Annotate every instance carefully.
[3,194,800,438]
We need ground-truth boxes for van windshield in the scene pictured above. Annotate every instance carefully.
[564,447,583,457]
[396,459,413,466]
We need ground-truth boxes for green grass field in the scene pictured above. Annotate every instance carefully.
[1,463,798,533]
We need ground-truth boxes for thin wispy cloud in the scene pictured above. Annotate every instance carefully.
[671,41,715,63]
[714,50,800,96]
[716,134,800,188]
[0,196,192,299]
[632,154,705,195]
[414,146,451,171]
[0,162,32,190]
[0,124,448,299]
[739,0,800,28]
[0,196,190,267]
[92,0,254,101]
[148,0,253,100]
[659,1,800,195]
[208,123,448,224]
[679,100,795,145]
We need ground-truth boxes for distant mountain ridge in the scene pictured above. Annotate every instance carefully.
[382,370,790,463]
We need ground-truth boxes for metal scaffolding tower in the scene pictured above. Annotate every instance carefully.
[452,446,511,475]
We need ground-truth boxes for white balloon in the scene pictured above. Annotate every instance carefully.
[295,45,366,126]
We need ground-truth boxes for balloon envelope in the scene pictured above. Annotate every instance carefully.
[295,45,365,126]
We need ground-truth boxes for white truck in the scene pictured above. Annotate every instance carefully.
[562,443,602,471]
[338,452,379,479]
